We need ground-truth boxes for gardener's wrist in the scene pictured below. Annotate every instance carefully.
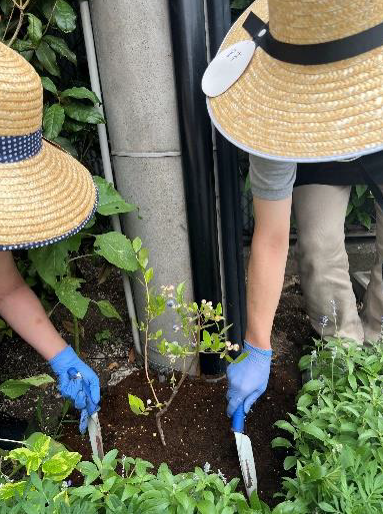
[243,340,272,359]
[48,344,73,369]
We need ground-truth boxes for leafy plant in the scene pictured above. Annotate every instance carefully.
[128,255,247,446]
[0,374,54,399]
[17,176,137,355]
[0,0,102,160]
[0,433,265,513]
[270,337,383,513]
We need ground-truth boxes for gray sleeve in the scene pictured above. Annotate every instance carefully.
[248,154,297,201]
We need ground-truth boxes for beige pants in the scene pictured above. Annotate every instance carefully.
[293,184,383,343]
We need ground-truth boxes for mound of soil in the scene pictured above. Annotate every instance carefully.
[62,277,314,507]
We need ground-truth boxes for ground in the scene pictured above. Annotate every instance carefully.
[0,257,314,506]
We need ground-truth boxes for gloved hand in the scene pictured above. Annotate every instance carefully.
[226,341,272,418]
[49,346,100,433]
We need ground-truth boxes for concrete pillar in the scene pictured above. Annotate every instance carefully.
[89,1,196,373]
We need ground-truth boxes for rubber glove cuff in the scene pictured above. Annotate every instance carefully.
[243,340,272,361]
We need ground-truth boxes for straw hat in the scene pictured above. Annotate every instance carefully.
[0,42,97,250]
[205,0,383,162]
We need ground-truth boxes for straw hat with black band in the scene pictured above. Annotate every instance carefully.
[0,42,97,251]
[203,0,383,165]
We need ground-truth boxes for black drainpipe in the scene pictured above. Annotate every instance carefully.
[168,1,222,308]
[206,1,247,349]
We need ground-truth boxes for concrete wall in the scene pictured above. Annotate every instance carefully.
[90,0,196,372]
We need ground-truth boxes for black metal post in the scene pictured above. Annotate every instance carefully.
[206,0,247,347]
[168,0,222,308]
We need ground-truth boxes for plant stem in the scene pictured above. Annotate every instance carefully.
[7,8,23,47]
[0,438,26,445]
[68,254,94,263]
[73,315,80,355]
[155,354,199,447]
[143,276,160,406]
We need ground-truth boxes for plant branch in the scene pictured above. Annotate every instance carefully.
[143,276,160,406]
[68,254,94,263]
[7,8,24,47]
[155,354,199,446]
[2,4,15,42]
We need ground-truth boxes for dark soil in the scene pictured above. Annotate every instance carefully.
[61,276,315,507]
[0,257,134,433]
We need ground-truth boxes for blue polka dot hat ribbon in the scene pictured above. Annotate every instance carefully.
[0,129,42,163]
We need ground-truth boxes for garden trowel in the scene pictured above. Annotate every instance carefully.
[232,404,257,498]
[68,367,104,460]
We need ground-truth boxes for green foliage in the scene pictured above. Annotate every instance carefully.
[0,438,261,512]
[345,186,375,231]
[0,374,54,399]
[0,0,102,158]
[270,338,383,513]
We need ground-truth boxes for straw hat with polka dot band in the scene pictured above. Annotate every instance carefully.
[206,0,383,163]
[0,41,97,250]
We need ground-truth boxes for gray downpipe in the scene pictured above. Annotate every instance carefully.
[79,0,142,357]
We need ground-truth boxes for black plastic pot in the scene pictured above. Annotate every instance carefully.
[200,352,227,377]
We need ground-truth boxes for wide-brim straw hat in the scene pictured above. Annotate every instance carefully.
[206,0,383,162]
[0,42,97,250]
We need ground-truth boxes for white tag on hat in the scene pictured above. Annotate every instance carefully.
[202,40,256,98]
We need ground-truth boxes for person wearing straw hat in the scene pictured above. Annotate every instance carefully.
[0,41,100,431]
[202,0,383,418]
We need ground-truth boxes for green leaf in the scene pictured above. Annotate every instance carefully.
[76,461,100,485]
[128,394,147,415]
[283,456,297,471]
[11,39,35,52]
[357,211,372,230]
[302,379,323,393]
[348,374,357,391]
[317,502,337,512]
[274,420,296,435]
[301,423,326,441]
[0,374,54,399]
[145,267,154,283]
[93,176,136,216]
[54,0,77,32]
[356,185,368,198]
[197,500,217,514]
[64,102,105,124]
[28,240,72,287]
[52,136,78,157]
[132,237,142,253]
[41,76,58,95]
[271,437,292,449]
[43,35,76,64]
[297,393,313,409]
[43,104,65,140]
[26,14,43,45]
[42,451,81,481]
[96,300,122,321]
[0,481,26,501]
[54,277,90,319]
[36,41,60,77]
[95,232,139,272]
[61,87,99,104]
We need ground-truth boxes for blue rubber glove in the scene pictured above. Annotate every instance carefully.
[49,346,100,433]
[226,341,272,418]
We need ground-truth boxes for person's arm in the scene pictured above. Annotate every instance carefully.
[0,251,67,360]
[227,155,295,417]
[0,251,100,422]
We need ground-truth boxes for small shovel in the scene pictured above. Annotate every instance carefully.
[68,367,104,460]
[232,404,257,498]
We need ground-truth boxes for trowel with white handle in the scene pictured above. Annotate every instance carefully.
[232,404,257,498]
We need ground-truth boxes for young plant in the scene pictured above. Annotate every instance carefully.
[271,337,383,514]
[129,244,247,446]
